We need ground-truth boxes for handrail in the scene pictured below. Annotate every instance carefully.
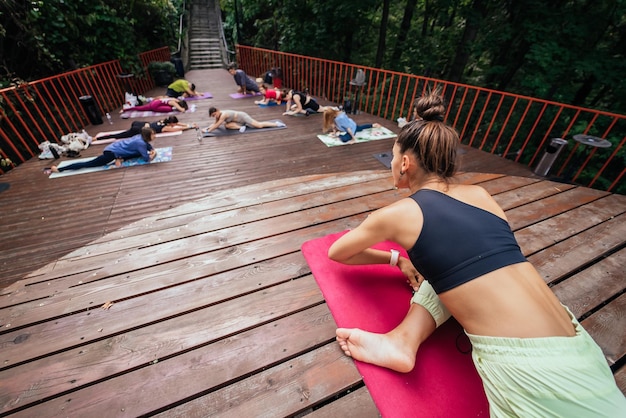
[0,47,170,173]
[214,0,234,65]
[237,45,625,194]
[177,0,186,54]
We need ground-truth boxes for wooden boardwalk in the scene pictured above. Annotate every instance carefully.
[0,69,624,416]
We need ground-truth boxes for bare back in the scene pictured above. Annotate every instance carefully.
[400,184,575,338]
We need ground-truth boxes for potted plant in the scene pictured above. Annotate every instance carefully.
[148,61,176,86]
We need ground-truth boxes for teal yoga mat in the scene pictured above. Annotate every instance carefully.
[48,147,173,178]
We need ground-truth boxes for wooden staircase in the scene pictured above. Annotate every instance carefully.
[189,0,226,70]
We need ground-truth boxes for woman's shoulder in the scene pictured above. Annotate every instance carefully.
[445,184,505,218]
[447,183,490,198]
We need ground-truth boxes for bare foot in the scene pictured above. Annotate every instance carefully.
[336,328,417,373]
[373,123,381,128]
[114,158,123,167]
[50,166,59,173]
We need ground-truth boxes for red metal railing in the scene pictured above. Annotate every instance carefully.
[238,45,626,194]
[0,47,171,173]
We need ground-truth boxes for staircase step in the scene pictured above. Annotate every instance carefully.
[187,0,229,70]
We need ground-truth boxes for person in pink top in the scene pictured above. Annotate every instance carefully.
[122,97,188,114]
[254,84,283,105]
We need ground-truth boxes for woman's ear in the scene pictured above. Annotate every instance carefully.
[401,154,411,174]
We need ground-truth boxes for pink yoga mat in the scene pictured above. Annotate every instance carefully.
[301,231,489,418]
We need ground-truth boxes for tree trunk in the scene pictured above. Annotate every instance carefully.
[447,0,488,83]
[375,0,391,68]
[390,0,419,69]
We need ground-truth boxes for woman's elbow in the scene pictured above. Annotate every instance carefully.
[327,245,345,263]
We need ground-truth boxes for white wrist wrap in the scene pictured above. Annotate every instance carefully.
[389,249,400,267]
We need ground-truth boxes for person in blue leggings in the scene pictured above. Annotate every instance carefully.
[48,126,156,173]
[322,108,381,143]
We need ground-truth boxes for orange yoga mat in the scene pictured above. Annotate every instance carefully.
[301,231,489,417]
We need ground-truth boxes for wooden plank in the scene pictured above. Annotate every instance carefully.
[477,175,543,197]
[581,293,626,366]
[153,344,362,418]
[14,189,403,284]
[6,304,336,418]
[0,253,308,360]
[1,278,325,414]
[528,213,626,285]
[503,185,609,231]
[489,179,576,210]
[551,248,626,318]
[515,194,626,256]
[58,177,397,261]
[0,217,369,328]
[615,366,626,395]
[305,386,380,418]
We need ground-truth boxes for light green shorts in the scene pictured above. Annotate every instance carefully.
[411,282,626,417]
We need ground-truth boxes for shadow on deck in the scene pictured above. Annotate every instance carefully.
[0,69,623,416]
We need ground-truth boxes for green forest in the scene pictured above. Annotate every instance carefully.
[1,0,626,115]
[0,0,184,83]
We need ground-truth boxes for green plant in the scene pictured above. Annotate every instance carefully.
[148,61,176,76]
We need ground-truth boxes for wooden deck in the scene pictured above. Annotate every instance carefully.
[0,69,624,416]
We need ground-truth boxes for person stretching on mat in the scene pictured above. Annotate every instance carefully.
[254,84,283,105]
[165,79,198,98]
[121,97,188,114]
[203,107,285,134]
[227,63,260,95]
[46,126,157,174]
[327,92,626,416]
[95,117,197,141]
[281,89,329,116]
[322,107,381,144]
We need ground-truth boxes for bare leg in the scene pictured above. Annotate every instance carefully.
[250,120,283,128]
[336,303,436,373]
[224,122,242,130]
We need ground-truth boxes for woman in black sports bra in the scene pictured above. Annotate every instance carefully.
[281,89,328,116]
[327,92,625,416]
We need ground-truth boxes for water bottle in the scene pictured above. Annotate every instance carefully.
[195,127,202,143]
[106,113,113,124]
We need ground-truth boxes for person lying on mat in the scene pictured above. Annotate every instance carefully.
[96,117,198,141]
[281,89,329,116]
[121,97,188,114]
[165,79,198,98]
[254,84,283,105]
[227,63,260,95]
[46,126,157,174]
[322,108,381,144]
[327,92,626,416]
[203,107,285,133]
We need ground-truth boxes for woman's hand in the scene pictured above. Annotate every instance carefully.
[397,256,424,292]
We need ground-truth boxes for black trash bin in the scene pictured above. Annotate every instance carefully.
[78,95,103,125]
[171,57,185,78]
[533,138,568,176]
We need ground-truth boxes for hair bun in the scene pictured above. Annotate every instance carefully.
[415,93,446,122]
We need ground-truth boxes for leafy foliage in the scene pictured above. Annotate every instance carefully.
[220,0,626,115]
[0,0,183,86]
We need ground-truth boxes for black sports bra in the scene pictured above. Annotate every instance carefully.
[407,189,527,294]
